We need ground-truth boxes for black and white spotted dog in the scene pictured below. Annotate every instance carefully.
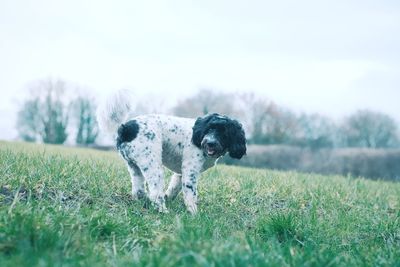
[97,90,246,214]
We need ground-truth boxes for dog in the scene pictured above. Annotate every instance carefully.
[97,90,246,214]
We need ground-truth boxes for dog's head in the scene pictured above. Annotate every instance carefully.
[192,113,247,159]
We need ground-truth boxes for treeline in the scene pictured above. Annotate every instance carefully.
[222,145,400,181]
[172,89,400,149]
[17,79,98,145]
[17,78,400,150]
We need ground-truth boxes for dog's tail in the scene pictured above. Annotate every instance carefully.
[97,89,133,137]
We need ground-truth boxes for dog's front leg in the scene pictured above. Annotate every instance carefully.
[165,173,182,201]
[181,168,200,214]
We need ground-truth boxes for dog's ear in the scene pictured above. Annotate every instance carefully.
[226,119,247,159]
[192,113,220,148]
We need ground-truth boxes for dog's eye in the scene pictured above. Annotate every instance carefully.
[211,123,225,130]
[217,126,227,133]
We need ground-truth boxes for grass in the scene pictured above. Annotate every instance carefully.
[0,141,399,266]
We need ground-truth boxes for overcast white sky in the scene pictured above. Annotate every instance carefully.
[1,0,399,140]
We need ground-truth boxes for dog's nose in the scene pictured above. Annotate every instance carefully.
[207,141,217,148]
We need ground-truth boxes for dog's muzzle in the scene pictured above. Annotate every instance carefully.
[201,133,223,157]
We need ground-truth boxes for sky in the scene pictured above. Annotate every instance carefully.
[0,0,399,141]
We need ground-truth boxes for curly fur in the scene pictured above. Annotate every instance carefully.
[192,113,247,159]
[97,91,247,214]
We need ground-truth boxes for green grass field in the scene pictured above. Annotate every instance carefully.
[0,141,399,266]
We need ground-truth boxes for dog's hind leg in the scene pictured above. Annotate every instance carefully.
[136,159,168,213]
[126,162,146,200]
[165,173,182,201]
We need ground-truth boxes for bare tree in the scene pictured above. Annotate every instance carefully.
[238,93,298,145]
[294,113,336,148]
[172,89,240,118]
[263,104,298,144]
[173,90,300,145]
[16,99,41,142]
[71,95,99,145]
[342,110,399,148]
[16,78,69,144]
[237,93,270,143]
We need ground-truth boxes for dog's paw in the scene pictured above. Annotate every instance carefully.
[187,204,197,215]
[158,206,169,213]
[155,201,169,213]
[153,195,168,213]
[164,192,179,203]
[184,200,198,215]
[132,189,146,200]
